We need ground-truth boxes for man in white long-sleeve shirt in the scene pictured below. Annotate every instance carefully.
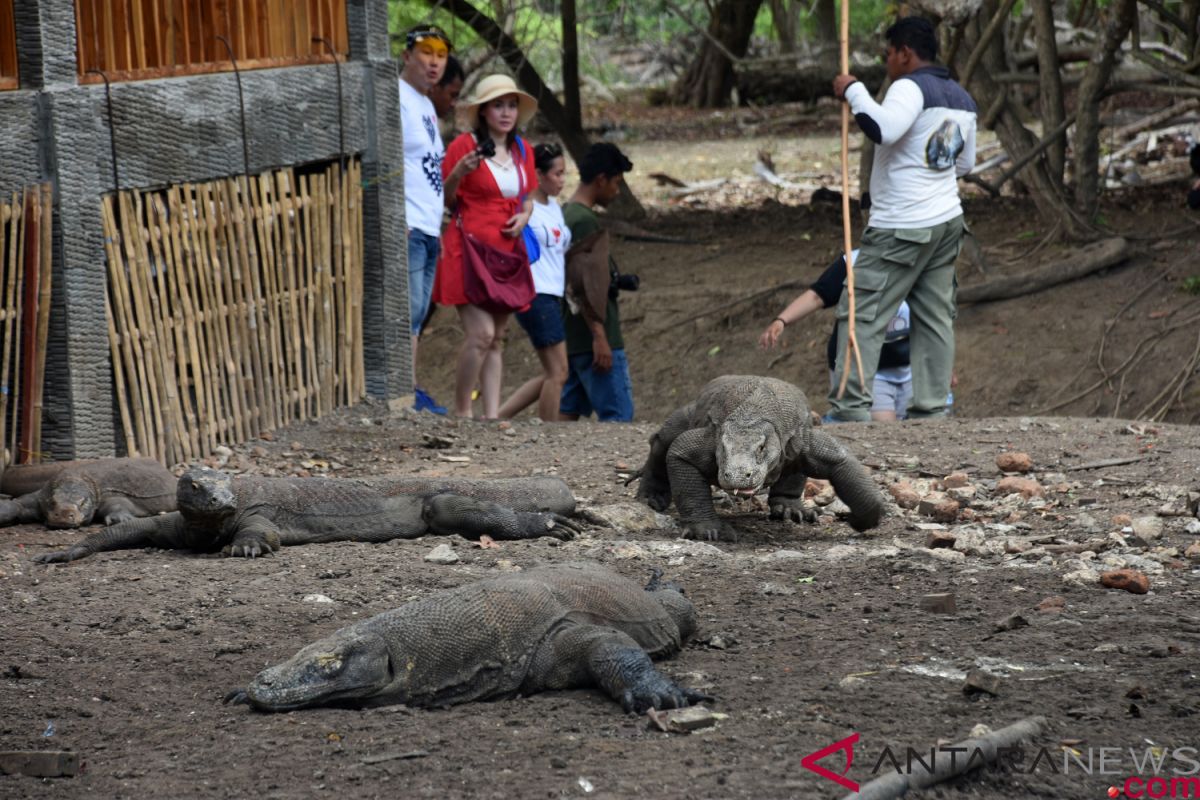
[825,16,976,422]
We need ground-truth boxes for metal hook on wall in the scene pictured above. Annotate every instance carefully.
[214,35,252,178]
[86,69,121,192]
[312,36,347,172]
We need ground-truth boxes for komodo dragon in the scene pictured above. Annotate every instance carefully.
[0,458,176,529]
[33,467,579,563]
[635,375,884,541]
[224,563,710,713]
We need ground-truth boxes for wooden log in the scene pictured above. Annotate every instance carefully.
[843,717,1045,799]
[957,238,1130,304]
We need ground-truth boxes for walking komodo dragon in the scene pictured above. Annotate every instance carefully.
[224,562,710,713]
[636,375,884,541]
[0,458,176,529]
[33,468,579,563]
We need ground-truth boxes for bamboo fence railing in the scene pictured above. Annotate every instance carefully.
[0,184,54,470]
[101,159,364,465]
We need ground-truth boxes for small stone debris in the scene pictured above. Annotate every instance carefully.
[1100,569,1150,595]
[1184,542,1200,561]
[993,612,1029,633]
[943,472,970,488]
[888,482,920,510]
[918,493,960,523]
[919,593,957,614]
[0,751,79,778]
[758,582,796,596]
[995,476,1044,499]
[996,452,1033,473]
[925,530,957,549]
[962,669,1003,696]
[1184,520,1200,536]
[423,544,460,565]
[360,750,429,765]
[1036,596,1067,614]
[302,594,334,604]
[646,706,723,734]
[436,455,472,463]
[1063,568,1101,588]
[704,633,737,650]
[1130,517,1164,542]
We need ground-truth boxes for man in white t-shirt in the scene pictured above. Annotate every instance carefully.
[399,24,453,414]
[827,16,976,422]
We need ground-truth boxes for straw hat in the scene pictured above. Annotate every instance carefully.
[456,74,538,129]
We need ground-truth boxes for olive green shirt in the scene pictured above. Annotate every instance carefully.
[561,201,624,357]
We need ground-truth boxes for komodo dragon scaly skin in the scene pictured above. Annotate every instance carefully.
[0,458,176,529]
[32,468,579,563]
[224,563,710,713]
[635,375,884,541]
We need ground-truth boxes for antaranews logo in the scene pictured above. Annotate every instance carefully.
[800,733,860,792]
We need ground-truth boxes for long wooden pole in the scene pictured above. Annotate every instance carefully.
[836,0,866,401]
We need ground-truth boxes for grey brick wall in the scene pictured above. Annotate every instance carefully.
[0,0,411,458]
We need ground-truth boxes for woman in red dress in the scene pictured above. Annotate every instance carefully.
[433,74,538,418]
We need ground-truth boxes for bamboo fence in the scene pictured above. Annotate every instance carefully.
[102,159,364,465]
[0,184,54,471]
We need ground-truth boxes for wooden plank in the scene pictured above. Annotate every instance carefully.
[0,0,20,81]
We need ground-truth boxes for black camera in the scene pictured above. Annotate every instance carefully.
[475,138,496,159]
[609,273,640,299]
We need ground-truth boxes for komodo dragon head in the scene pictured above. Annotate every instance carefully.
[714,403,785,496]
[176,467,238,521]
[40,474,101,528]
[228,630,394,712]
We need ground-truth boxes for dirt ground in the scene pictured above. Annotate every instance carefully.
[4,102,1200,799]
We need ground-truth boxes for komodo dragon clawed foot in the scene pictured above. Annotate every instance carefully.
[619,668,714,714]
[768,496,819,525]
[679,517,738,543]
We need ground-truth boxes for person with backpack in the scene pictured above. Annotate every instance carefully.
[432,74,538,419]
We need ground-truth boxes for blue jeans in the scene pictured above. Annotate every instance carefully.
[408,229,440,335]
[560,349,634,422]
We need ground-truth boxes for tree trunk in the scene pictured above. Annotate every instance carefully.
[1030,0,1066,183]
[1073,0,1138,220]
[670,0,766,107]
[814,0,837,51]
[562,0,582,134]
[767,0,798,53]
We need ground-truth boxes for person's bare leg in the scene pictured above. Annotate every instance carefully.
[870,409,898,422]
[479,312,509,419]
[499,377,543,419]
[454,304,494,417]
[537,342,569,422]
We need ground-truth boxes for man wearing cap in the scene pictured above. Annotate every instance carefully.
[399,24,453,414]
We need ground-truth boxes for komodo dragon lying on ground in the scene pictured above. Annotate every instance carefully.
[0,458,176,529]
[635,375,884,541]
[32,468,579,563]
[224,563,710,713]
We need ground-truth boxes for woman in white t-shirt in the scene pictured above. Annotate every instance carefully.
[499,143,573,420]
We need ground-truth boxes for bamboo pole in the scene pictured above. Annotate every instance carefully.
[251,173,287,426]
[118,190,167,459]
[835,0,867,403]
[277,169,307,419]
[337,162,353,404]
[350,159,365,399]
[18,188,40,463]
[297,172,319,418]
[210,180,253,441]
[30,184,53,461]
[194,181,244,444]
[315,171,333,412]
[100,195,146,454]
[0,196,19,468]
[8,191,26,465]
[227,176,272,434]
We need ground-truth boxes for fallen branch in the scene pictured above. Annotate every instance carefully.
[957,237,1129,304]
[844,717,1046,800]
[1062,456,1144,471]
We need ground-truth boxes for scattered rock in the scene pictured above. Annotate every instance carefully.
[1036,596,1066,614]
[646,705,723,733]
[704,633,737,650]
[925,530,956,549]
[963,669,1003,696]
[758,549,807,562]
[1113,514,1133,527]
[993,612,1029,632]
[943,472,970,489]
[888,482,921,510]
[1005,539,1032,554]
[1184,542,1200,561]
[824,544,860,561]
[919,593,957,614]
[918,493,960,523]
[585,503,674,533]
[1062,567,1101,588]
[0,751,79,778]
[996,477,1044,499]
[946,485,976,503]
[424,544,460,565]
[953,528,1007,557]
[1130,516,1164,542]
[996,452,1032,473]
[759,582,796,596]
[302,594,334,604]
[926,548,967,564]
[1184,520,1200,536]
[1100,569,1150,595]
[959,508,978,522]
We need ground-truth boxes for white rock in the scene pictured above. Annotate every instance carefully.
[1184,520,1200,535]
[1062,568,1101,588]
[586,502,676,533]
[926,548,967,564]
[759,549,807,562]
[1131,516,1164,541]
[424,544,460,564]
[302,594,334,604]
[952,527,1006,557]
[824,545,860,561]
